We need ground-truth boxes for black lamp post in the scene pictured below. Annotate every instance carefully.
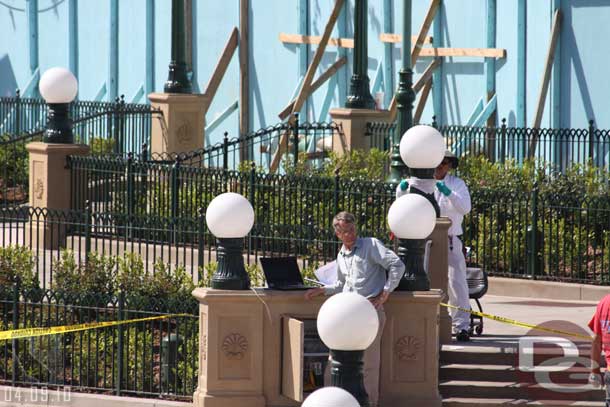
[164,0,192,94]
[345,0,375,110]
[389,120,445,292]
[211,238,250,290]
[317,293,380,406]
[388,0,414,183]
[205,193,254,290]
[39,67,78,144]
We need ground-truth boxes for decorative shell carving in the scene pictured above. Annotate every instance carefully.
[222,333,248,360]
[395,335,422,362]
[35,179,44,200]
[177,122,192,145]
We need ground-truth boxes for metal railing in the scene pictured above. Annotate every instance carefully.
[365,119,610,170]
[149,115,341,173]
[0,282,198,399]
[65,159,610,285]
[0,100,160,206]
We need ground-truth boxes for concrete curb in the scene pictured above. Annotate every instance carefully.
[488,277,608,302]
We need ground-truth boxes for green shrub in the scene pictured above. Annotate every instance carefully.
[0,245,41,297]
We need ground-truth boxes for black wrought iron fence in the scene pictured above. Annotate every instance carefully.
[365,119,610,171]
[149,115,341,173]
[0,282,198,399]
[0,102,160,206]
[67,159,610,285]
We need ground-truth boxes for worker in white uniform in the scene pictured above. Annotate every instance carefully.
[396,149,472,341]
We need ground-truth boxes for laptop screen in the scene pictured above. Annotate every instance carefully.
[260,257,304,287]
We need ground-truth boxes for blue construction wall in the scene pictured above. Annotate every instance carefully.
[0,0,608,146]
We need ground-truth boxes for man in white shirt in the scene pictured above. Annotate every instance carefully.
[395,150,472,341]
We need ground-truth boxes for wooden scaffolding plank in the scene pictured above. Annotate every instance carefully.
[278,57,347,121]
[414,78,433,124]
[279,33,354,48]
[411,0,440,66]
[529,8,562,157]
[269,0,345,174]
[203,27,239,113]
[239,0,249,160]
[379,33,433,44]
[417,47,506,58]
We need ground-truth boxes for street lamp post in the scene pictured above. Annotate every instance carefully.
[388,193,437,291]
[164,0,192,94]
[345,0,375,110]
[39,67,78,144]
[317,292,379,406]
[389,0,414,183]
[205,192,255,290]
[390,124,445,291]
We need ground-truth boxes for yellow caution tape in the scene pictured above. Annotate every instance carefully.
[0,313,195,341]
[440,302,593,340]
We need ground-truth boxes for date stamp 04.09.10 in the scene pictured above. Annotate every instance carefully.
[2,386,71,406]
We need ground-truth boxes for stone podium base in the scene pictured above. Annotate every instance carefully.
[329,108,391,155]
[192,288,442,407]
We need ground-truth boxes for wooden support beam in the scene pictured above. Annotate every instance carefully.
[411,0,440,66]
[414,78,433,124]
[530,9,562,155]
[280,33,354,48]
[379,33,433,44]
[389,58,441,120]
[418,47,506,58]
[203,27,239,113]
[278,57,347,120]
[239,0,249,145]
[270,0,345,174]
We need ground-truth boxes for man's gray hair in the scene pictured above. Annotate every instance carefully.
[333,211,356,229]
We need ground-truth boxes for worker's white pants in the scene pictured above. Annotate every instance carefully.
[447,236,471,332]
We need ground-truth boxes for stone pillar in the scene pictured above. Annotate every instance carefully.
[329,108,391,156]
[192,288,442,407]
[428,217,452,344]
[26,142,90,249]
[148,93,210,156]
[380,291,442,407]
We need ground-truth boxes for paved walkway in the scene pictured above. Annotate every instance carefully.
[474,294,599,339]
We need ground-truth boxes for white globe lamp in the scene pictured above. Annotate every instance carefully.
[399,125,445,169]
[39,67,78,143]
[205,193,255,289]
[302,387,359,407]
[387,194,437,239]
[317,292,379,405]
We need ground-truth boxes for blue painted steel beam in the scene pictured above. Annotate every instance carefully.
[94,82,107,101]
[517,0,526,127]
[382,0,394,109]
[485,0,496,125]
[130,85,145,103]
[206,100,239,138]
[146,0,155,96]
[432,0,443,124]
[68,0,78,84]
[26,0,39,97]
[472,94,497,127]
[551,0,561,128]
[22,68,40,98]
[109,0,119,101]
[465,97,484,126]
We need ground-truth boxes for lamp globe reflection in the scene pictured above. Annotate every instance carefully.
[317,292,379,405]
[302,387,359,407]
[39,67,78,143]
[399,124,445,169]
[205,193,254,289]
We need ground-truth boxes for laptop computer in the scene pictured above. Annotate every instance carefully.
[260,257,314,290]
